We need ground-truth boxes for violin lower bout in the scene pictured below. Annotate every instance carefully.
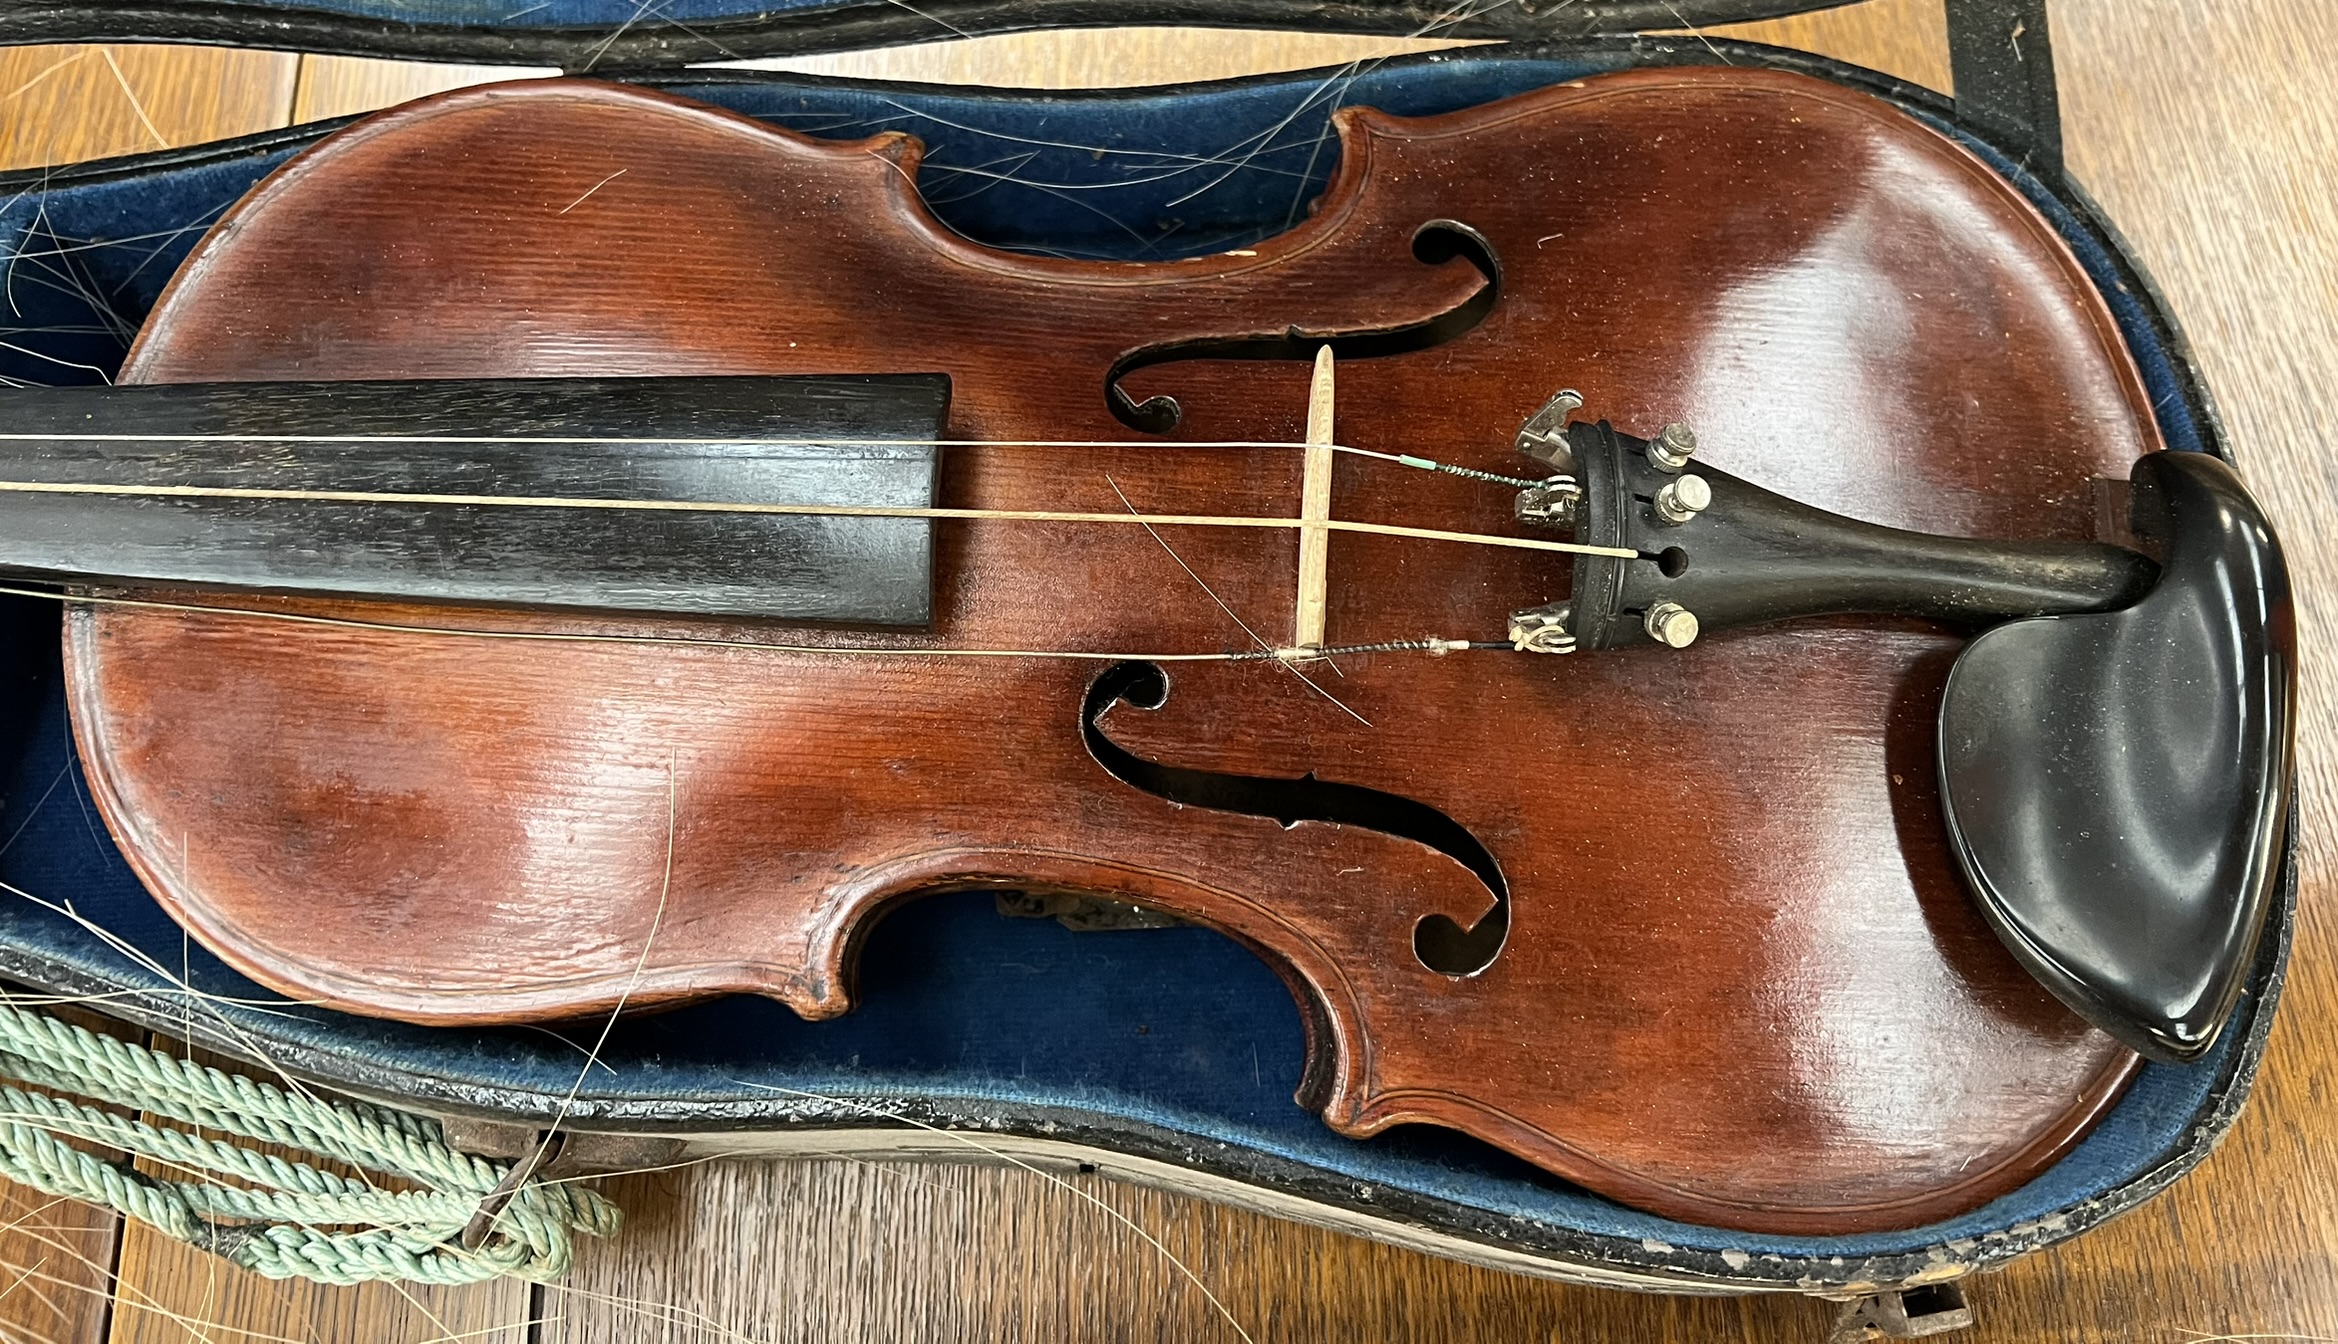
[66,604,2134,1235]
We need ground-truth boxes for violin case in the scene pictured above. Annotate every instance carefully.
[0,0,2296,1309]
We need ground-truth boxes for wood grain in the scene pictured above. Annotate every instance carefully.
[761,27,1477,88]
[105,1241,527,1344]
[0,45,295,170]
[0,1,2329,1339]
[291,56,554,124]
[1705,0,1953,92]
[0,1005,152,1344]
[0,1183,116,1344]
[547,1159,1852,1342]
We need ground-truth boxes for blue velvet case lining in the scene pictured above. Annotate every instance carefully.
[0,50,2278,1269]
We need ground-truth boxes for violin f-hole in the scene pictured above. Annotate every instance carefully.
[1079,660,1511,975]
[1104,220,1503,434]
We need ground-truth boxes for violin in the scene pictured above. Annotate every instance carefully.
[0,69,2291,1235]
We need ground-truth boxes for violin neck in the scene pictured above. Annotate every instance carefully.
[0,376,949,624]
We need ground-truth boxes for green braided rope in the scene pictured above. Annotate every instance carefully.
[0,1000,619,1284]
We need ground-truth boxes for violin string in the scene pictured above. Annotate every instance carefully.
[0,584,1504,666]
[0,479,1632,560]
[0,434,1319,448]
[0,432,1554,488]
[1104,471,1368,726]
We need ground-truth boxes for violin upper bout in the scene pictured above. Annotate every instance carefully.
[125,78,968,384]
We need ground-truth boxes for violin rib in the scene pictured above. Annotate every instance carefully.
[74,72,2156,1232]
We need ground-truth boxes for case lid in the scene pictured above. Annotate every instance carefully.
[0,0,2068,177]
[0,0,1940,66]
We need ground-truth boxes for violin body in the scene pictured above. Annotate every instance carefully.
[67,71,2168,1233]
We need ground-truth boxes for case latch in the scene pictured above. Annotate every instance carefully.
[1827,1283,1976,1341]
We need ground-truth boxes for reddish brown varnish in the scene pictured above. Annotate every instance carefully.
[75,71,2151,1233]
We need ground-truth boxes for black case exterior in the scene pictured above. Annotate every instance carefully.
[6,1,1878,65]
[0,0,2293,1299]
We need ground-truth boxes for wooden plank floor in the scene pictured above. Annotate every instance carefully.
[1,1,2334,1338]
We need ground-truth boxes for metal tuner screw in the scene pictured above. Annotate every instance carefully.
[1647,423,1698,472]
[1514,476,1583,527]
[1652,473,1712,525]
[1515,389,1586,470]
[1508,604,1577,654]
[1643,602,1700,649]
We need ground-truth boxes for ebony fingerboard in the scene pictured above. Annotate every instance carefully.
[0,375,949,625]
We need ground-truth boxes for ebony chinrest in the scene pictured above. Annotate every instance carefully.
[1939,450,2293,1062]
